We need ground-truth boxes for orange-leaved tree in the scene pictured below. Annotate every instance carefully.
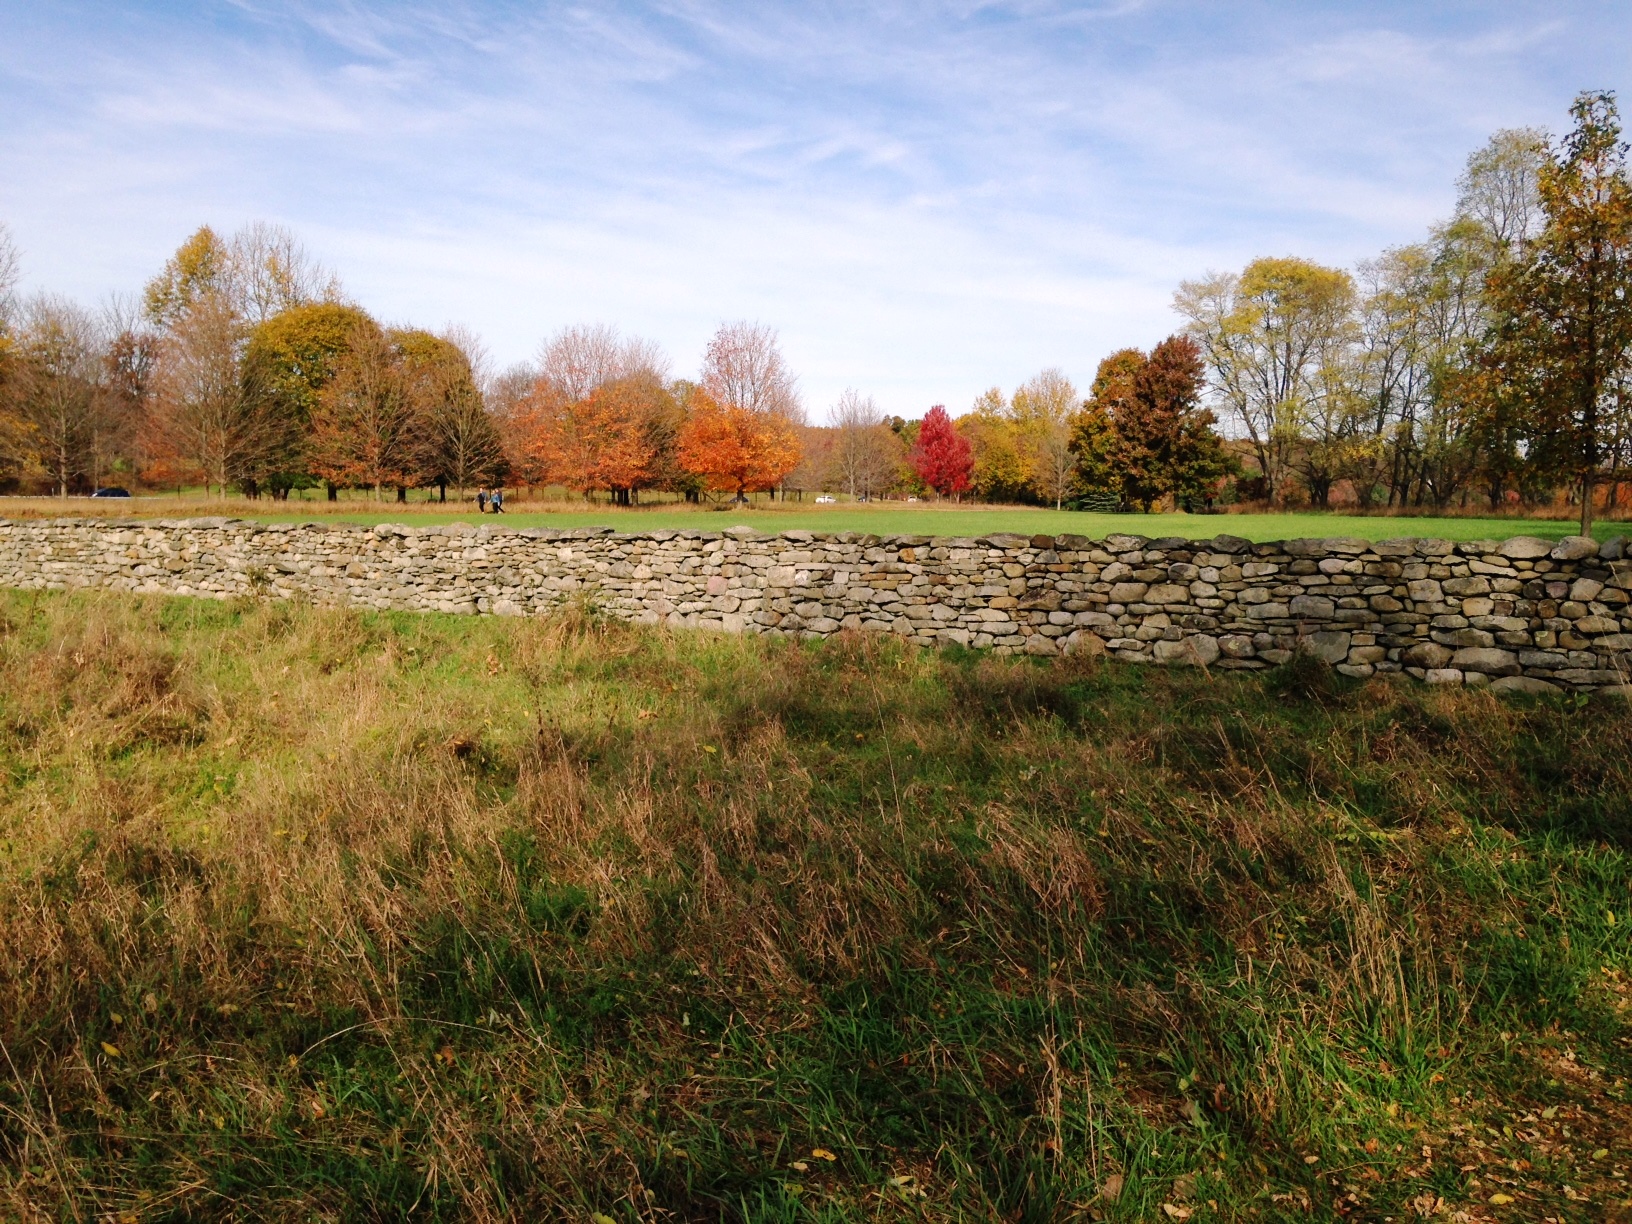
[522,377,653,497]
[677,388,800,500]
[307,322,418,498]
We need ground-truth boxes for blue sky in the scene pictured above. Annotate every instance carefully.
[2,2,1627,420]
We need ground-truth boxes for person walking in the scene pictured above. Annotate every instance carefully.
[476,488,488,513]
[491,488,504,513]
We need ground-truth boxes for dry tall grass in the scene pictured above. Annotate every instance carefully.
[0,592,1627,1221]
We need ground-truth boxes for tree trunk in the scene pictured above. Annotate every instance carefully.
[1581,471,1594,537]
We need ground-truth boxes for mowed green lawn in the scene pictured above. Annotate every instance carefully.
[241,502,1631,542]
[10,491,1629,541]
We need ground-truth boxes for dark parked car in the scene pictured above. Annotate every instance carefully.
[90,487,131,498]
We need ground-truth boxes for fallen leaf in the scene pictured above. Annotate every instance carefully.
[1161,1206,1192,1221]
[1489,1193,1514,1204]
[99,1041,121,1058]
[1100,1172,1124,1201]
[592,1215,617,1224]
[791,1161,808,1172]
[812,1148,836,1161]
[702,744,717,754]
[110,1012,123,1026]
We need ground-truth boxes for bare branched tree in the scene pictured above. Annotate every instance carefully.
[701,321,802,423]
[146,223,342,330]
[146,293,289,494]
[536,324,669,404]
[828,388,900,499]
[0,222,19,330]
[227,222,344,325]
[14,294,107,496]
[1456,128,1549,257]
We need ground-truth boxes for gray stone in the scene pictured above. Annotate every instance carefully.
[1449,647,1521,676]
[1497,536,1553,560]
[1402,642,1453,669]
[1145,583,1191,604]
[1300,630,1351,664]
[1490,676,1562,696]
[1549,535,1599,561]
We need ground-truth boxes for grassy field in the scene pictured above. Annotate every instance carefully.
[0,592,1628,1221]
[4,493,1630,543]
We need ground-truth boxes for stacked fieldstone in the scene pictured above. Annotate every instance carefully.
[0,517,1627,694]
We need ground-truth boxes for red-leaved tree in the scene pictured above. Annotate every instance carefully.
[908,404,973,498]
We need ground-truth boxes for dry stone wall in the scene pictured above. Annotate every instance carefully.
[2,517,1630,693]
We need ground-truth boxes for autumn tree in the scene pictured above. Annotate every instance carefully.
[1071,349,1142,507]
[511,325,674,500]
[828,388,901,499]
[243,301,376,497]
[677,388,800,501]
[1012,368,1080,509]
[144,294,289,495]
[522,376,655,498]
[616,374,690,503]
[1176,256,1355,503]
[0,223,17,322]
[1457,128,1549,257]
[144,227,232,330]
[13,295,120,495]
[399,327,507,501]
[307,323,418,499]
[700,321,803,498]
[784,423,834,500]
[0,225,32,487]
[1483,90,1632,535]
[1070,340,1232,511]
[486,361,546,487]
[146,224,338,330]
[961,387,1030,502]
[1127,337,1233,509]
[536,324,667,403]
[908,404,974,498]
[89,297,157,492]
[227,222,342,325]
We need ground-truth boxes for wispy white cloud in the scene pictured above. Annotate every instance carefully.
[0,1,1626,420]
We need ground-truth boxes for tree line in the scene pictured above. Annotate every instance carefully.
[1176,90,1632,535]
[0,224,828,505]
[0,91,1626,529]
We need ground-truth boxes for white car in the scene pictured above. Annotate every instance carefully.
[815,495,836,504]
